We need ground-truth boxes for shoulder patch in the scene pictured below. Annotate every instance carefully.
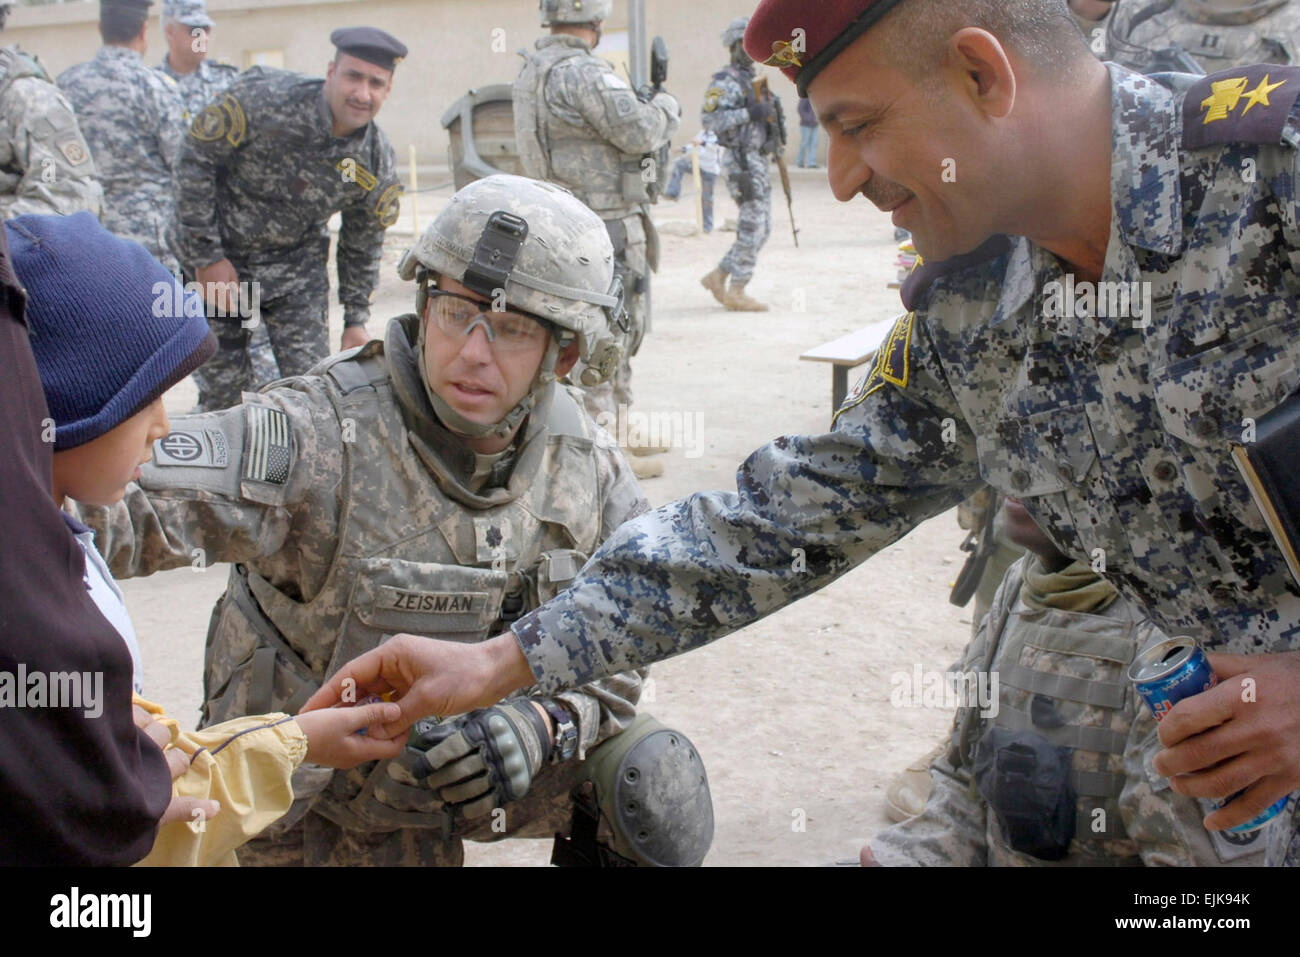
[703,86,725,113]
[337,157,378,191]
[57,137,90,166]
[832,312,915,427]
[191,92,246,147]
[600,72,630,90]
[899,234,1011,312]
[1183,65,1300,150]
[244,405,292,486]
[154,429,230,469]
[374,182,402,228]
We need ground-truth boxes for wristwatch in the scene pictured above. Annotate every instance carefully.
[540,699,578,765]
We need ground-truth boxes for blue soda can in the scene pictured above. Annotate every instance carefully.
[1129,636,1289,833]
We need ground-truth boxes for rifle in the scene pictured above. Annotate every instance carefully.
[753,75,799,248]
[635,36,671,202]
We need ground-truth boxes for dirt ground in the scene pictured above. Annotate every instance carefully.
[127,167,978,867]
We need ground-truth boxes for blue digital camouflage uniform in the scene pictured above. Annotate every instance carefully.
[510,63,1300,866]
[170,66,401,412]
[157,54,238,125]
[701,61,772,284]
[57,46,184,271]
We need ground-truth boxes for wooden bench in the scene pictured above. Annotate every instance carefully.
[800,318,898,408]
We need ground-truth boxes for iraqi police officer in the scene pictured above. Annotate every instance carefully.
[156,0,238,125]
[58,0,184,271]
[699,16,778,312]
[171,27,404,413]
[78,174,713,867]
[513,0,681,478]
[0,1,103,219]
[311,0,1300,868]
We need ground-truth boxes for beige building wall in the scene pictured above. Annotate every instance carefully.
[5,0,822,170]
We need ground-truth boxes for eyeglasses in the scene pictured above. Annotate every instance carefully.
[423,289,550,354]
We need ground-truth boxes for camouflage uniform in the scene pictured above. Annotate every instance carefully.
[1110,0,1300,70]
[57,46,183,271]
[80,318,652,865]
[701,61,773,285]
[872,555,1267,866]
[509,64,1300,865]
[0,46,102,219]
[157,54,238,125]
[513,34,679,418]
[170,66,401,412]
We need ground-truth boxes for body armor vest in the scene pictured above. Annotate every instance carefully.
[955,564,1146,865]
[200,329,607,831]
[514,40,652,216]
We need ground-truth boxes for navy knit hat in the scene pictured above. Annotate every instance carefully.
[5,212,217,450]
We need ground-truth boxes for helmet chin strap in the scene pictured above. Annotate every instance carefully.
[416,313,564,441]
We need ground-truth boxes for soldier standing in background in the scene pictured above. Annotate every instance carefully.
[1071,0,1300,69]
[156,0,238,125]
[699,16,778,313]
[513,0,681,480]
[58,0,183,272]
[0,0,102,219]
[78,175,713,867]
[171,28,404,413]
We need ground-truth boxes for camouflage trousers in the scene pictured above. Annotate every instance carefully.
[718,149,772,284]
[576,243,646,421]
[235,754,607,867]
[196,257,331,413]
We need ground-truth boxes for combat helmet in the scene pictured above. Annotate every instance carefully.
[540,0,613,27]
[397,174,625,441]
[722,15,749,48]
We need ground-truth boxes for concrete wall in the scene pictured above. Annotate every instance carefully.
[5,0,824,171]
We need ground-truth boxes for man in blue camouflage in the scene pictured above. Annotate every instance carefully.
[155,0,238,126]
[58,0,184,272]
[308,0,1300,866]
[699,16,779,312]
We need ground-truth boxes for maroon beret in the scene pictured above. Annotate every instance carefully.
[744,0,908,96]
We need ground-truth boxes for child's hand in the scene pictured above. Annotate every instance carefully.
[133,704,221,826]
[296,701,405,768]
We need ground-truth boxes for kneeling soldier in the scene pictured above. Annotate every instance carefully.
[80,174,713,867]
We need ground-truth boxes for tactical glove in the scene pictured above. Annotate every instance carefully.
[396,700,551,819]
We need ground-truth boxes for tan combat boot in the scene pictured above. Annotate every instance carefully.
[884,743,944,822]
[700,266,729,305]
[627,455,665,479]
[723,281,769,312]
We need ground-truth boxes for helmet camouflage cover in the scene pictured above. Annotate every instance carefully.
[397,174,625,384]
[540,0,613,26]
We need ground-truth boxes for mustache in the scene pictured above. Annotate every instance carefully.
[862,180,913,210]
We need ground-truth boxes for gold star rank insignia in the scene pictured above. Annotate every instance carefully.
[1241,74,1286,115]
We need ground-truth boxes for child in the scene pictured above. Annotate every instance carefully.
[7,212,403,865]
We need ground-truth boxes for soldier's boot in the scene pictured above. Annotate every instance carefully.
[627,454,665,480]
[723,281,769,312]
[552,714,714,867]
[700,266,729,305]
[884,743,944,823]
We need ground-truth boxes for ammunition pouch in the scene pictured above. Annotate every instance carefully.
[974,726,1077,861]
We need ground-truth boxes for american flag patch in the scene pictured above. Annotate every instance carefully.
[244,405,292,485]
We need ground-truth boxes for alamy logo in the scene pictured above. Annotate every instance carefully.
[50,888,150,937]
[1042,275,1153,328]
[0,665,102,718]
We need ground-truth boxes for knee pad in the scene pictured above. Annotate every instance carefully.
[552,714,714,867]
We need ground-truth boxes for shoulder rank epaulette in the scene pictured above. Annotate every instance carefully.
[900,234,1011,312]
[1183,64,1300,150]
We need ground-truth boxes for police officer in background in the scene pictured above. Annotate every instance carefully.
[1071,0,1300,69]
[171,27,404,413]
[0,0,102,219]
[58,0,184,271]
[156,0,238,125]
[699,16,779,313]
[513,0,681,480]
[78,174,713,867]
